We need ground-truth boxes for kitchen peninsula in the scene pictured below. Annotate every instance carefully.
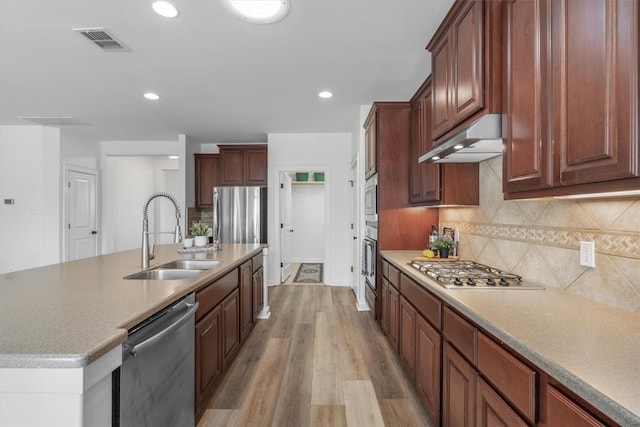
[0,243,265,427]
[381,250,640,427]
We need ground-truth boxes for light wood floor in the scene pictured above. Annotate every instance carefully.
[197,285,434,427]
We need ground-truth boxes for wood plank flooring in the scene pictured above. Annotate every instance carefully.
[197,285,434,427]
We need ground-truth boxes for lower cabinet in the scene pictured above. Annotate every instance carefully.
[546,384,606,427]
[442,341,477,427]
[399,296,416,380]
[240,260,253,341]
[195,305,221,411]
[222,288,240,366]
[477,376,528,427]
[252,266,263,321]
[388,283,399,350]
[416,313,441,426]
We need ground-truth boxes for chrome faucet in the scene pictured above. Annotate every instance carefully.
[141,192,183,269]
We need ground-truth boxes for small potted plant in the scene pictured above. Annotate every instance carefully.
[190,221,209,247]
[432,236,456,259]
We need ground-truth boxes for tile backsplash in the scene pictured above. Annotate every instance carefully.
[440,156,640,313]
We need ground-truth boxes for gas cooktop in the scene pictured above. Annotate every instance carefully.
[409,259,544,290]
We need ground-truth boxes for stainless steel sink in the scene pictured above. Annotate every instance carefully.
[157,259,223,270]
[124,259,223,280]
[124,269,203,280]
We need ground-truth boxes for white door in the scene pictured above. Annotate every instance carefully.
[66,169,98,261]
[280,172,293,282]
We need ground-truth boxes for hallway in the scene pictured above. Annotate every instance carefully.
[197,285,433,427]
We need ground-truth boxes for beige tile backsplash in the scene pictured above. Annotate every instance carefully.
[440,156,640,312]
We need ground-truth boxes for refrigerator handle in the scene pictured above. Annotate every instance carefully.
[212,188,220,249]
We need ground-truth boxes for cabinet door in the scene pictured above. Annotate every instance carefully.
[399,296,416,381]
[244,146,268,186]
[476,377,528,427]
[410,83,441,204]
[503,0,552,194]
[365,116,377,179]
[416,313,441,426]
[195,154,219,208]
[442,342,476,427]
[222,288,240,365]
[451,0,484,123]
[195,305,221,409]
[252,267,263,322]
[380,278,390,335]
[552,0,639,186]
[240,261,253,341]
[431,35,452,139]
[388,284,400,351]
[546,384,606,427]
[219,147,244,186]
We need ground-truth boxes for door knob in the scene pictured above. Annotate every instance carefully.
[91,230,98,235]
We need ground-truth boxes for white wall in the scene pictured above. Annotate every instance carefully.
[100,139,186,254]
[60,130,100,170]
[267,133,352,286]
[290,183,325,262]
[0,126,61,273]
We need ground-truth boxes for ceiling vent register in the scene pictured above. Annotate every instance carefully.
[73,28,130,51]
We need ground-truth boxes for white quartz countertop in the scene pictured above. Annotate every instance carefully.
[0,243,262,369]
[381,250,640,427]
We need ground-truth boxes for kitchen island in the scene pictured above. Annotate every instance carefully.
[381,250,640,427]
[0,243,265,426]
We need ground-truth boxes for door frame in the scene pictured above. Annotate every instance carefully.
[62,163,100,262]
[274,165,330,285]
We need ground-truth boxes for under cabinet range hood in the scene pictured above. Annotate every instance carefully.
[418,114,503,163]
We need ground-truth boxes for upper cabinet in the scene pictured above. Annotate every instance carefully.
[503,0,639,198]
[428,0,503,142]
[365,116,377,179]
[195,154,219,208]
[410,77,480,206]
[218,145,268,187]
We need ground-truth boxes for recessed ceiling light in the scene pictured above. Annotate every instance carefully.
[152,1,179,18]
[318,91,333,99]
[432,156,440,160]
[223,0,289,24]
[144,92,160,100]
[168,155,179,160]
[454,144,464,150]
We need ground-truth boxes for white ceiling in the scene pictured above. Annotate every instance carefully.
[0,0,454,144]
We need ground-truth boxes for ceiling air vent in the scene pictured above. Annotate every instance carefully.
[73,27,130,51]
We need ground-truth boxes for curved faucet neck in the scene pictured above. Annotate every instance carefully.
[141,192,183,268]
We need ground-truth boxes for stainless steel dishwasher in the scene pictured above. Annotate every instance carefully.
[119,293,198,427]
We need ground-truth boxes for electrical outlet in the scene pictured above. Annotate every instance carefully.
[580,241,595,268]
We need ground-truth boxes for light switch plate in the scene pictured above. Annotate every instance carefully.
[580,241,595,268]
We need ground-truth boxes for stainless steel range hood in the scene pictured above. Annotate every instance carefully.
[418,114,503,163]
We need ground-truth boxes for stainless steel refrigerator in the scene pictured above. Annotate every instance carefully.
[212,186,267,245]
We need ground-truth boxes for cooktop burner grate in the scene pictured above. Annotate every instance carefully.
[409,260,543,290]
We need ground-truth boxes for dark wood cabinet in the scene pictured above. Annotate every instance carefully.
[428,0,502,143]
[239,260,253,341]
[252,266,263,321]
[365,116,377,179]
[442,341,477,427]
[222,288,239,366]
[410,77,480,206]
[195,304,221,413]
[218,144,268,187]
[477,376,528,427]
[388,283,399,351]
[416,312,442,426]
[194,154,219,208]
[399,296,416,381]
[504,0,640,199]
[380,278,390,335]
[545,384,606,427]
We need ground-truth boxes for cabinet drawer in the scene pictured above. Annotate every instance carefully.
[477,332,537,424]
[388,264,400,289]
[196,269,239,321]
[251,253,263,272]
[381,259,389,279]
[400,274,441,329]
[546,384,606,427]
[443,306,477,364]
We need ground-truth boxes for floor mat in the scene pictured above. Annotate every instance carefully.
[293,263,323,283]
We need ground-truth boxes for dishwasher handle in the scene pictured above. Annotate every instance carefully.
[124,301,199,357]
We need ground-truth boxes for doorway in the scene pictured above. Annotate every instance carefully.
[64,165,98,261]
[278,170,327,284]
